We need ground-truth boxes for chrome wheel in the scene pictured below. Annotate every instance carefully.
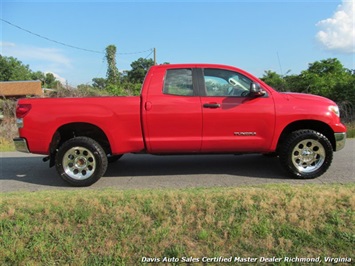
[291,139,325,173]
[279,130,333,179]
[63,146,96,180]
[56,137,108,186]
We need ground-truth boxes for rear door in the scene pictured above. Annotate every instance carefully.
[144,68,203,153]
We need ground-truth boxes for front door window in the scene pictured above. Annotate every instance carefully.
[204,68,252,97]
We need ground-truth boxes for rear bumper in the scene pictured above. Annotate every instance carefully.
[334,132,346,151]
[13,138,30,153]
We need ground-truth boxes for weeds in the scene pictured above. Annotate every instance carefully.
[0,99,17,151]
[0,117,17,151]
[346,122,355,138]
[0,184,354,265]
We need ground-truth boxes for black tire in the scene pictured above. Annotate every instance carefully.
[279,130,333,179]
[55,137,108,187]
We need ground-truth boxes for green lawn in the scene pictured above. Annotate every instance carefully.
[1,184,354,265]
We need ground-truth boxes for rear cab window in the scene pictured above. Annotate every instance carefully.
[163,69,194,96]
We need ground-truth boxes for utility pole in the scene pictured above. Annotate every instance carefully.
[154,48,156,65]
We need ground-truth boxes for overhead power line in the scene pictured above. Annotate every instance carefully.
[118,48,154,55]
[1,18,154,55]
[1,18,104,54]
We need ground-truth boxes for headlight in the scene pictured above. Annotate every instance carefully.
[329,105,340,117]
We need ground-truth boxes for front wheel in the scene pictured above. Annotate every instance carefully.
[55,137,108,186]
[279,130,333,179]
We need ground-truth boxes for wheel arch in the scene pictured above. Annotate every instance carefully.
[50,122,112,156]
[277,120,336,152]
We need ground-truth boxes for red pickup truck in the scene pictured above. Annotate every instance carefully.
[14,64,346,186]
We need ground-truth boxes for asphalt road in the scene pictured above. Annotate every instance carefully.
[1,139,354,192]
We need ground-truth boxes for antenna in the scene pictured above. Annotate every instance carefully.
[277,52,284,76]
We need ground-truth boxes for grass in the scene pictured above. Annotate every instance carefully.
[0,117,16,152]
[0,184,354,265]
[0,137,15,152]
[346,122,355,138]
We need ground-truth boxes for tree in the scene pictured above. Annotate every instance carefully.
[127,57,154,84]
[30,71,59,88]
[264,58,355,121]
[262,58,354,100]
[0,55,61,90]
[105,45,119,85]
[260,70,286,91]
[307,58,344,76]
[0,55,32,81]
[44,73,59,88]
[283,74,307,93]
[92,78,107,90]
[31,71,45,82]
[299,58,350,99]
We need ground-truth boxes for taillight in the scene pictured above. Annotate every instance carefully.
[16,104,32,118]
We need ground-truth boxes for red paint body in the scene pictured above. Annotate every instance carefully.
[15,64,346,156]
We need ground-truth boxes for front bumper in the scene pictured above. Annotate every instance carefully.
[334,132,346,151]
[13,138,30,153]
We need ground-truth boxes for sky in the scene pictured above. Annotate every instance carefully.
[1,0,354,86]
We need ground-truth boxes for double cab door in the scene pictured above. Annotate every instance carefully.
[144,66,275,154]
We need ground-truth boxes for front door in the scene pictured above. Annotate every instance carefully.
[200,68,275,153]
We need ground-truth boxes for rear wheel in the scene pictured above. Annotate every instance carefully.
[55,137,108,186]
[279,130,333,179]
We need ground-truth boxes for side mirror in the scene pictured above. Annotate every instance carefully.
[250,83,265,97]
